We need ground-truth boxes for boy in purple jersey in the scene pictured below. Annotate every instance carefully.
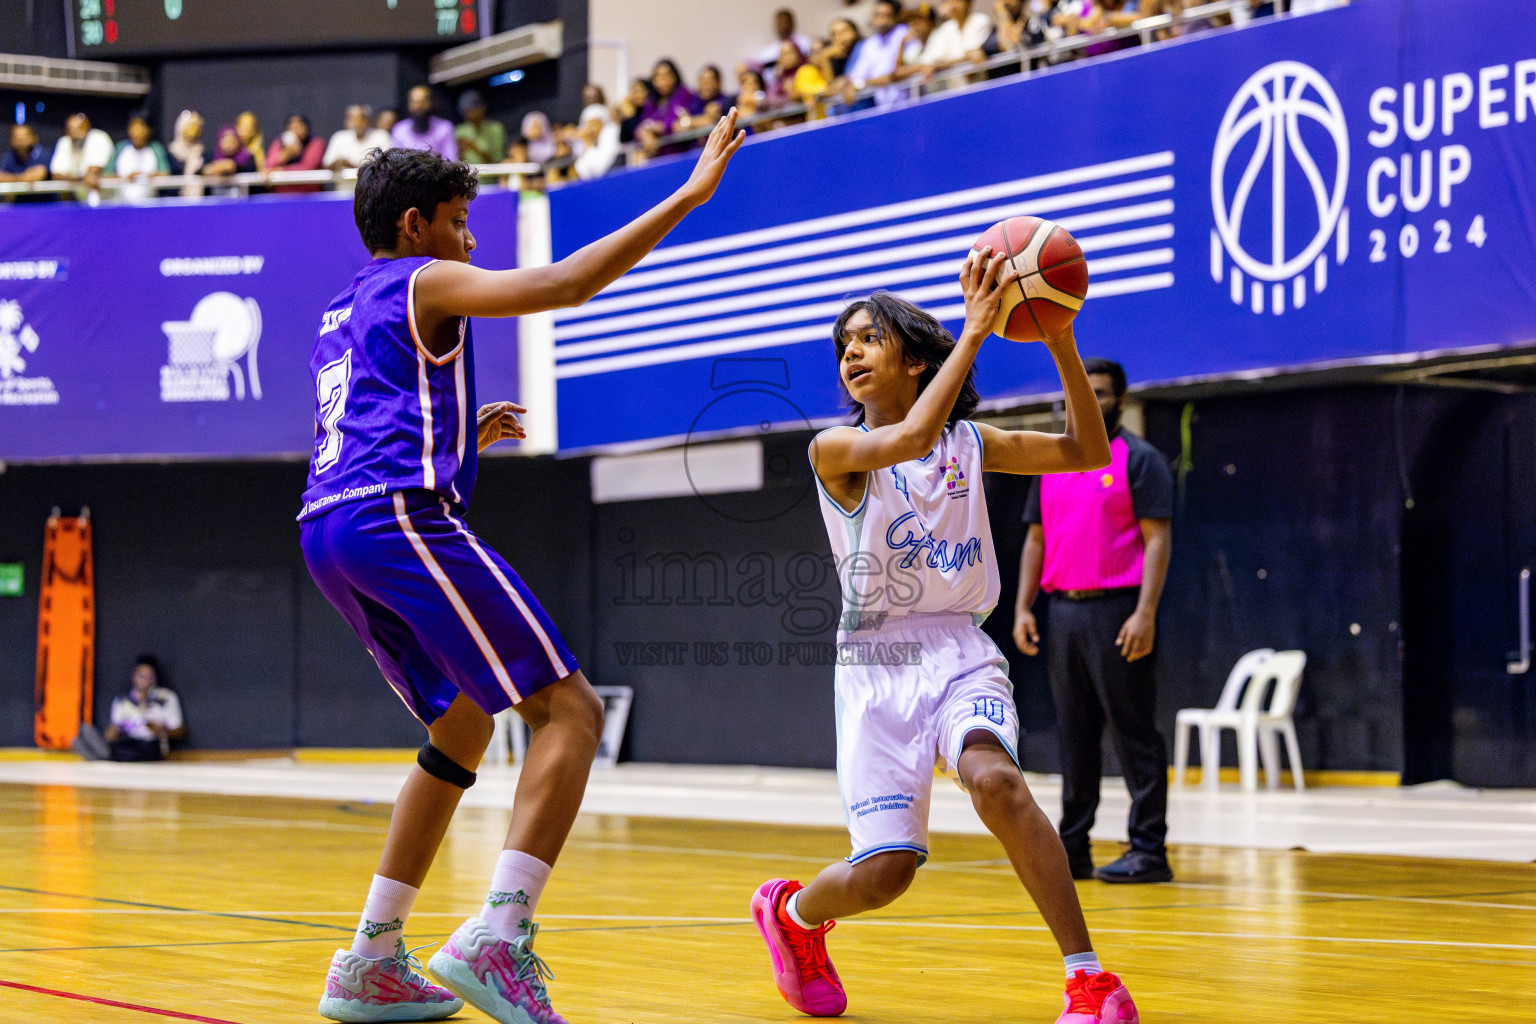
[304,113,743,1024]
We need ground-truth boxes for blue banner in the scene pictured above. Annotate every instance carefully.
[0,191,519,461]
[548,0,1536,452]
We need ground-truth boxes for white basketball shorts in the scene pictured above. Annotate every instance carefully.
[833,611,1021,866]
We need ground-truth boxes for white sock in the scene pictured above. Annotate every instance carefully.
[1064,951,1103,978]
[352,875,419,959]
[785,891,816,930]
[481,849,552,943]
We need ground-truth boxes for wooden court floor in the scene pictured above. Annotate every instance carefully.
[0,783,1531,1024]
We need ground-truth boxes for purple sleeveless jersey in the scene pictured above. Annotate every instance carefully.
[298,256,477,521]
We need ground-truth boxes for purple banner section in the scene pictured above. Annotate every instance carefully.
[0,190,518,461]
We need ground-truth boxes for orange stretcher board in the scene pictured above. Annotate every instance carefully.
[35,513,94,750]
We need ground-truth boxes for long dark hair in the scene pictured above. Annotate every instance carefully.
[831,291,979,427]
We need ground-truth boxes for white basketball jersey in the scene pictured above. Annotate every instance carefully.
[814,421,1000,629]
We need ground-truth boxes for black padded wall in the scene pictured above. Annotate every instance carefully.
[0,456,591,749]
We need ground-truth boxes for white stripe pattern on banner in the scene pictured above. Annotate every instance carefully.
[392,493,519,701]
[557,248,1174,363]
[441,502,569,680]
[561,179,1174,316]
[560,222,1174,332]
[628,150,1175,270]
[557,272,1177,380]
[554,152,1178,380]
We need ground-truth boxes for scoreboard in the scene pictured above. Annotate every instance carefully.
[67,0,482,58]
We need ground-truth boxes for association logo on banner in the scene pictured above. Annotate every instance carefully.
[160,292,263,403]
[1211,60,1351,317]
[0,298,60,406]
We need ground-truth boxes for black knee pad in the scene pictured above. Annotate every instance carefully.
[418,741,477,789]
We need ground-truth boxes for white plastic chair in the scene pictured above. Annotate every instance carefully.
[1173,648,1273,788]
[1178,650,1307,793]
[1253,651,1308,792]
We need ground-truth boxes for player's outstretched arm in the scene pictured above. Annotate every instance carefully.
[973,324,1111,475]
[418,110,746,321]
[813,248,1015,481]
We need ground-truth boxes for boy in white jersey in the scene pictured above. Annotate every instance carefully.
[750,250,1140,1024]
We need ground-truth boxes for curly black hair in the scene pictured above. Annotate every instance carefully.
[831,291,979,427]
[354,147,480,254]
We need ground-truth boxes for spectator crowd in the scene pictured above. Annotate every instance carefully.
[0,0,1293,203]
[551,0,1288,175]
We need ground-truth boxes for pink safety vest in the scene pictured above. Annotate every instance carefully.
[1039,435,1145,592]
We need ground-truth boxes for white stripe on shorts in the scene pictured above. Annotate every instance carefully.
[393,492,521,701]
[441,502,570,679]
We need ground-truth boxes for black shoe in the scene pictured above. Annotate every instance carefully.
[1061,842,1093,880]
[1093,849,1173,884]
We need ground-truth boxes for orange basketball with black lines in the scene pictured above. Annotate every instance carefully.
[971,216,1088,342]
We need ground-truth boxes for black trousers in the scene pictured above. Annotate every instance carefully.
[109,737,165,762]
[1046,592,1169,856]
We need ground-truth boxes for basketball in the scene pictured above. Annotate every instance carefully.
[971,216,1089,342]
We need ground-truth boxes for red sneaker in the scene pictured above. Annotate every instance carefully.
[749,879,848,1016]
[1056,970,1138,1024]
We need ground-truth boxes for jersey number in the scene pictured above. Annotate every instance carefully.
[315,350,352,473]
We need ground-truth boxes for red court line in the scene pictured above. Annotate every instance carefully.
[0,978,246,1023]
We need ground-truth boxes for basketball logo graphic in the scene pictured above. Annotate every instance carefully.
[1211,60,1350,316]
[160,292,263,403]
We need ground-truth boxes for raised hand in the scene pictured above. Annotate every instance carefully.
[678,108,746,208]
[958,246,1019,339]
[476,401,527,452]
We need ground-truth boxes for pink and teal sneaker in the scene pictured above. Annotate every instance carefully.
[1056,970,1138,1024]
[750,879,847,1017]
[427,917,566,1024]
[318,941,464,1023]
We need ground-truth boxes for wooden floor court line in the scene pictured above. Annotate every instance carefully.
[1,936,365,955]
[0,978,248,1023]
[6,784,1535,1022]
[0,883,352,932]
[6,905,1534,955]
[10,831,1536,912]
[3,759,1531,862]
[836,919,1536,951]
[1168,880,1536,911]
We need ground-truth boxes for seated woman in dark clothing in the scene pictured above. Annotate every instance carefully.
[204,125,257,176]
[617,77,656,144]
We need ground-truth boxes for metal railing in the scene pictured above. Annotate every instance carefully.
[0,162,541,201]
[1,0,1298,200]
[618,0,1277,166]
